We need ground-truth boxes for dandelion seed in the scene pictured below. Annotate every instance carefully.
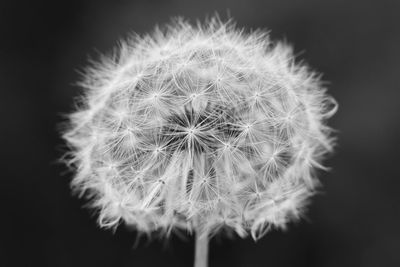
[61,16,337,267]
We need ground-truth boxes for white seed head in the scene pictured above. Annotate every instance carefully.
[62,17,337,240]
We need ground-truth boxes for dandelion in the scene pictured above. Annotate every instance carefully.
[62,17,337,267]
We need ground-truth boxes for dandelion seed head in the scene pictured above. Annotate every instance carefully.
[62,17,337,240]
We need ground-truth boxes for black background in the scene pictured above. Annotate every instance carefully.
[1,0,400,266]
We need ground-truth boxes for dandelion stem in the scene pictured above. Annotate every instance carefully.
[194,230,209,267]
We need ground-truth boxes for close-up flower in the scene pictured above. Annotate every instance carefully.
[62,17,336,267]
[3,1,398,267]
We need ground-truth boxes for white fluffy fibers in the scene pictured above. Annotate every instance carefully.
[62,18,337,240]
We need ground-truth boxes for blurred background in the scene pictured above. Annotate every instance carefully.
[1,0,399,266]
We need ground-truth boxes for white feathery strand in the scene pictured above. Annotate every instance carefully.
[61,17,337,266]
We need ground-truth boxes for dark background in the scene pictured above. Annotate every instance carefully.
[1,0,399,266]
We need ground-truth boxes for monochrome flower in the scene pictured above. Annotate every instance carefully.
[62,17,337,240]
